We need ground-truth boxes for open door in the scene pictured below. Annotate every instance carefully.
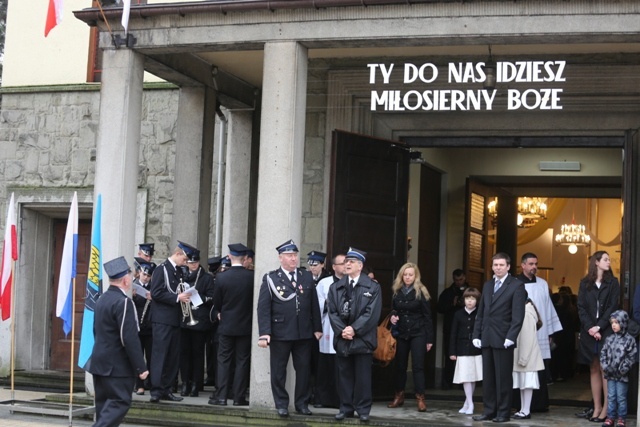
[622,129,640,308]
[622,129,639,413]
[463,179,494,289]
[328,130,409,398]
[328,130,410,295]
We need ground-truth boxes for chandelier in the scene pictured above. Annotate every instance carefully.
[487,197,548,228]
[555,219,591,254]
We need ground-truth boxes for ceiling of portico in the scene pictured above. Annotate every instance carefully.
[195,42,640,88]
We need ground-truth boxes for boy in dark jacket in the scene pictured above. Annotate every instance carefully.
[599,309,637,427]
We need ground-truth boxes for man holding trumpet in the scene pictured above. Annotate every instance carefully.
[149,241,196,403]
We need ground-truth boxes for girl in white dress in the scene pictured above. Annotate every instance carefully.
[450,287,483,415]
[512,298,545,419]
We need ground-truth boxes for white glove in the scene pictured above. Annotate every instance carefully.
[504,339,514,348]
[472,339,482,349]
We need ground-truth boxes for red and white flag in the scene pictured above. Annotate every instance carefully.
[0,193,18,321]
[45,0,64,37]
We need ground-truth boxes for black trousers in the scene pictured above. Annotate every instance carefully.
[336,353,373,416]
[394,334,427,394]
[94,374,135,427]
[481,346,515,419]
[135,333,152,390]
[179,328,208,387]
[216,334,251,402]
[269,339,312,410]
[315,352,340,408]
[150,322,181,398]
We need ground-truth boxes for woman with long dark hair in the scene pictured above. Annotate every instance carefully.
[387,262,434,412]
[577,251,620,422]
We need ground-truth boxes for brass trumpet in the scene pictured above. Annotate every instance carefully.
[178,280,198,326]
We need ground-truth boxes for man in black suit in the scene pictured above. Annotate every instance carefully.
[208,243,254,406]
[257,239,323,417]
[88,256,149,427]
[327,247,381,423]
[132,257,156,395]
[148,241,194,403]
[472,252,527,423]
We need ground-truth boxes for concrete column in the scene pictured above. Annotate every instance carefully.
[221,109,253,247]
[92,48,144,396]
[172,87,216,258]
[250,41,308,409]
[94,48,144,271]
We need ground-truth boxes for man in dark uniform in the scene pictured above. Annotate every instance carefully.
[132,257,156,395]
[307,250,330,284]
[138,243,155,263]
[209,243,254,406]
[179,245,215,397]
[472,252,527,423]
[88,256,149,427]
[257,239,323,417]
[149,241,194,403]
[327,247,381,423]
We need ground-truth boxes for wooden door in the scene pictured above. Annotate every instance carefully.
[328,130,410,397]
[50,220,92,372]
[463,179,494,289]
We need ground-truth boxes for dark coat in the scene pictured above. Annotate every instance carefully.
[213,265,255,336]
[150,259,183,327]
[257,267,322,340]
[450,307,482,357]
[577,275,620,364]
[472,275,527,348]
[327,275,382,357]
[181,265,215,331]
[391,287,434,343]
[88,286,147,377]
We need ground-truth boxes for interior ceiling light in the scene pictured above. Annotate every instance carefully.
[555,217,591,254]
[487,197,548,228]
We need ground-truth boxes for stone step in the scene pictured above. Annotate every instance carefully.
[0,370,85,393]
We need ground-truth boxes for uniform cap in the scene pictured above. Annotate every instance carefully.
[178,240,200,262]
[276,239,298,254]
[138,243,155,256]
[104,256,131,280]
[345,247,366,263]
[228,243,250,256]
[307,250,327,265]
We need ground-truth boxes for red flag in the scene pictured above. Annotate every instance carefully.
[45,0,64,37]
[0,193,17,321]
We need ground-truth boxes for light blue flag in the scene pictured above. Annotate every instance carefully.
[56,192,78,336]
[78,194,102,369]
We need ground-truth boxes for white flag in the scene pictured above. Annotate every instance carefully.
[122,0,131,35]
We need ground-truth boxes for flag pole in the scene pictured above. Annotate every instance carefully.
[9,261,15,403]
[68,277,76,427]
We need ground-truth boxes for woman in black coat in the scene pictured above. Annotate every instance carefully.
[387,262,434,412]
[577,250,620,422]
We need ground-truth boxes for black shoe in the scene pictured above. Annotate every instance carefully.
[277,408,289,417]
[576,408,595,418]
[492,417,510,423]
[189,384,199,397]
[335,411,354,421]
[180,383,189,397]
[313,403,325,408]
[161,393,183,402]
[513,412,531,420]
[208,399,227,406]
[473,414,494,421]
[149,396,160,403]
[233,400,249,406]
[296,407,312,415]
[359,414,370,422]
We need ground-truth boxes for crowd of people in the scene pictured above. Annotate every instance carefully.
[89,244,638,427]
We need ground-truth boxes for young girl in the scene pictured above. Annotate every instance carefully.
[449,287,482,415]
[512,298,544,420]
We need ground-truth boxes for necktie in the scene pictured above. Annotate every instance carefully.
[346,279,354,299]
[494,279,502,294]
[290,271,296,288]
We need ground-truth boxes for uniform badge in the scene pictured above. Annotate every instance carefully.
[364,292,373,297]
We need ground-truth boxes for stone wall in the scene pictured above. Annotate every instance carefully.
[0,86,181,258]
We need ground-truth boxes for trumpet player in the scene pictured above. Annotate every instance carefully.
[132,257,156,395]
[179,246,215,397]
[149,241,194,403]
